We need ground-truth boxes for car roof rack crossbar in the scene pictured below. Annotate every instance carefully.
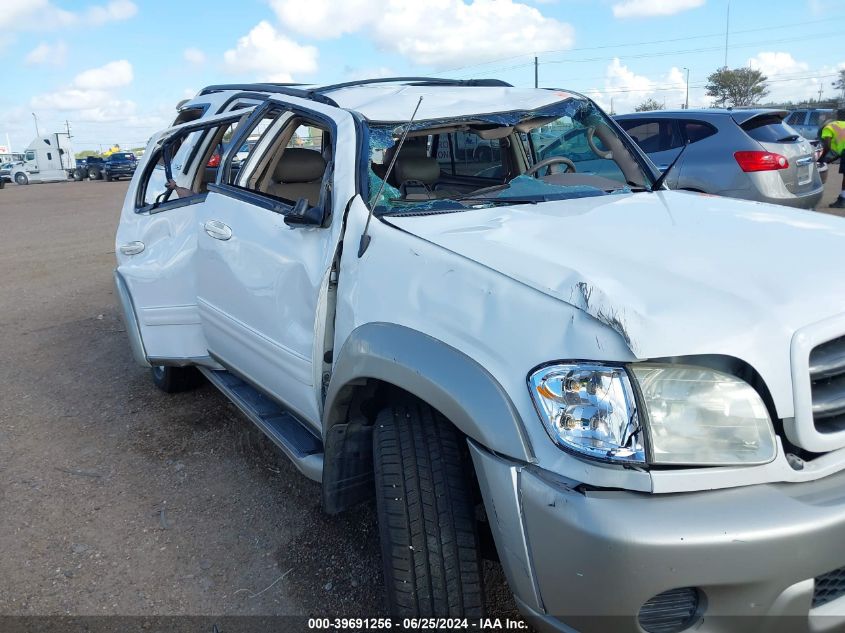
[313,77,513,94]
[198,84,339,107]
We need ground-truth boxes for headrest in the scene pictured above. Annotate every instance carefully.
[394,156,440,185]
[384,137,428,164]
[274,148,326,183]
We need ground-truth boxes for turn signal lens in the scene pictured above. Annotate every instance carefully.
[734,151,788,172]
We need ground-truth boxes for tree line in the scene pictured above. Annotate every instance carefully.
[633,68,845,112]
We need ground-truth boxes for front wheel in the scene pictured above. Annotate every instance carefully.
[73,168,84,181]
[151,365,202,393]
[105,173,113,182]
[88,168,99,180]
[15,173,28,185]
[373,398,484,617]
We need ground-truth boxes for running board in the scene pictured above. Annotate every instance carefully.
[198,368,323,482]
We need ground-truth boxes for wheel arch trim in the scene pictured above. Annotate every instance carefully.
[323,322,534,461]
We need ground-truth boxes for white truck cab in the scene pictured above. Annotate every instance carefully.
[115,78,845,633]
[11,133,75,185]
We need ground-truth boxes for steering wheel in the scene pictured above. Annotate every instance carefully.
[586,126,613,159]
[524,156,577,177]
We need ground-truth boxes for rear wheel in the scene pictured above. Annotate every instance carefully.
[73,168,84,181]
[373,398,484,618]
[151,365,202,393]
[88,167,99,180]
[15,173,28,185]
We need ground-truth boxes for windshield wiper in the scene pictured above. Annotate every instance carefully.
[650,140,688,192]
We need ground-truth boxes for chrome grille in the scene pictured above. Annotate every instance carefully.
[809,336,845,435]
[814,566,845,609]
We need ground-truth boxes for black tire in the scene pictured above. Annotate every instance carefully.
[373,399,484,618]
[88,167,99,180]
[105,173,113,182]
[151,365,202,393]
[73,168,83,181]
[15,173,28,185]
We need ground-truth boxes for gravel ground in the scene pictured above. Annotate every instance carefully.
[1,172,842,629]
[0,179,521,628]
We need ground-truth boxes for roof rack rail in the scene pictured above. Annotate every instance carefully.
[313,77,513,94]
[198,83,339,107]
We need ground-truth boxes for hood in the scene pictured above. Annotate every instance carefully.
[386,191,845,365]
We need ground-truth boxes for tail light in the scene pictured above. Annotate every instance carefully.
[734,151,788,172]
[207,153,221,167]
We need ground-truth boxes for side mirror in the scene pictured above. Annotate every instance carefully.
[283,197,323,227]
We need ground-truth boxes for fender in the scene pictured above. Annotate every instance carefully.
[321,322,534,513]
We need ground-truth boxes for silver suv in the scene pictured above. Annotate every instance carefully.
[116,78,845,632]
[616,109,824,208]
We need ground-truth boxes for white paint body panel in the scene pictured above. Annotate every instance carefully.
[116,86,845,493]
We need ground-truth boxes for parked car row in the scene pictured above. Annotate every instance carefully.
[75,153,137,181]
[115,78,845,633]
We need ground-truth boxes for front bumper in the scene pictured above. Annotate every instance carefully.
[470,444,845,633]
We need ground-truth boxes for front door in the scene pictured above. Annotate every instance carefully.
[194,98,355,428]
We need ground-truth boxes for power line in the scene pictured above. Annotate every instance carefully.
[440,16,844,76]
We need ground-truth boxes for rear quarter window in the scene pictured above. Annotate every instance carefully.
[681,120,717,144]
[741,115,798,143]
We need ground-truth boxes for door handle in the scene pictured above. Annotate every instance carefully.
[204,220,232,241]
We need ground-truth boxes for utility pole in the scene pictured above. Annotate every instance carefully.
[817,85,823,103]
[32,113,40,138]
[534,56,538,89]
[65,120,72,138]
[683,67,690,109]
[724,0,730,68]
[610,97,614,115]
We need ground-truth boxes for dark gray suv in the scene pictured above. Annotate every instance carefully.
[615,109,824,209]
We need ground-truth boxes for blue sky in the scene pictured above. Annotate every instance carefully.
[2,0,843,153]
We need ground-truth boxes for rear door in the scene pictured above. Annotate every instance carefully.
[739,112,818,195]
[115,109,255,363]
[193,97,358,428]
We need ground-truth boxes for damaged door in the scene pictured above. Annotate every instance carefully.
[193,98,355,428]
[114,108,255,364]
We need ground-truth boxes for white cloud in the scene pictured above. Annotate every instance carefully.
[222,21,318,82]
[585,58,692,113]
[746,51,841,104]
[25,41,68,66]
[29,60,133,113]
[84,0,137,25]
[269,0,376,39]
[31,88,113,110]
[0,0,137,31]
[270,0,575,69]
[612,0,704,18]
[73,60,133,89]
[184,47,206,65]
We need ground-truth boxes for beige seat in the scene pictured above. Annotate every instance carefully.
[267,148,327,206]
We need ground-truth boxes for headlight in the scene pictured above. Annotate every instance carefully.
[630,364,776,466]
[529,363,777,467]
[528,364,645,464]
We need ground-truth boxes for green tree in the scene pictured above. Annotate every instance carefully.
[705,67,769,107]
[634,98,665,112]
[834,69,845,97]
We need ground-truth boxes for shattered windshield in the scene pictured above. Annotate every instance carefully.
[367,97,653,215]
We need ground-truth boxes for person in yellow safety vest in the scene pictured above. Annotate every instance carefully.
[819,108,845,209]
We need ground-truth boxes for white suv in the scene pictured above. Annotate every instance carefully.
[115,78,845,633]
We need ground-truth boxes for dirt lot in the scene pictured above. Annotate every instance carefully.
[1,173,843,629]
[0,179,522,629]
